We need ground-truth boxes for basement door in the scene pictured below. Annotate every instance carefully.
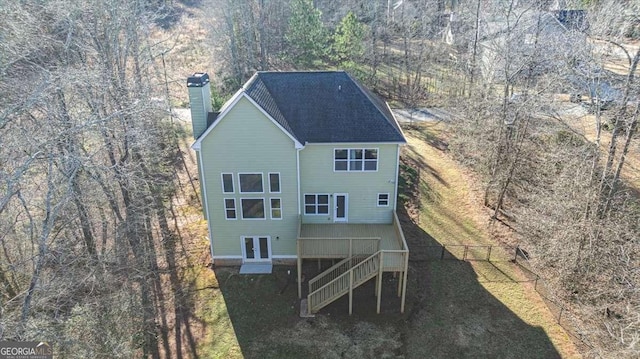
[242,236,272,262]
[334,193,348,222]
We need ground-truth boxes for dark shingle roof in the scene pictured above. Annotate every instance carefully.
[243,71,405,143]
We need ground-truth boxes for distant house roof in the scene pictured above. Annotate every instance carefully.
[241,71,405,144]
[553,10,589,32]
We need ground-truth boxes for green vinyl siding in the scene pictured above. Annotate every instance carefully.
[299,143,400,224]
[199,96,298,257]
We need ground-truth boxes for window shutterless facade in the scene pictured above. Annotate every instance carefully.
[304,194,329,215]
[334,148,378,171]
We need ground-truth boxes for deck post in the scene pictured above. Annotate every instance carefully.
[377,252,384,314]
[400,252,409,313]
[297,240,302,299]
[397,270,402,297]
[349,269,354,315]
[349,238,353,259]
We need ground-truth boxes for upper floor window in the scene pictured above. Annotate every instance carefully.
[239,173,263,193]
[221,173,234,193]
[334,149,378,171]
[269,173,281,193]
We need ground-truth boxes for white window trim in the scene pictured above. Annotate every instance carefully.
[221,173,234,194]
[304,193,330,215]
[224,198,237,220]
[333,148,379,172]
[240,197,266,220]
[270,197,282,220]
[238,172,264,194]
[268,172,281,193]
[377,193,390,207]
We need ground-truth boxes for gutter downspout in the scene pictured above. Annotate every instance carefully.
[296,147,302,215]
[197,148,214,262]
[394,144,401,212]
[296,144,304,299]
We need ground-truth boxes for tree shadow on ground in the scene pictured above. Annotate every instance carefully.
[397,205,561,358]
[211,208,561,358]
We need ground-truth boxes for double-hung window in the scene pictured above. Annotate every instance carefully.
[224,198,237,219]
[304,194,329,215]
[334,148,378,171]
[270,198,282,219]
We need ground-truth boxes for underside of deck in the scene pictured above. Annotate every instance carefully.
[296,212,409,315]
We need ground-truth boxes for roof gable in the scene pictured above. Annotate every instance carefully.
[192,91,303,150]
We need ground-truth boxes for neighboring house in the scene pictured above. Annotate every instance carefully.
[187,71,409,314]
[479,9,588,83]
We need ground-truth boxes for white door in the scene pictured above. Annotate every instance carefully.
[334,193,348,222]
[242,236,272,262]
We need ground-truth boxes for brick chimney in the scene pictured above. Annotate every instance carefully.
[187,72,212,139]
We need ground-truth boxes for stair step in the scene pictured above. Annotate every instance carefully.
[299,299,315,318]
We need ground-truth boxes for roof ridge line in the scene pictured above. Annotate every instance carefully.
[345,72,403,137]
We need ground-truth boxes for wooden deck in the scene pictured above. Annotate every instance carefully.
[296,212,410,314]
[299,223,403,251]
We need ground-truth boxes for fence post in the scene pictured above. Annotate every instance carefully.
[487,246,492,261]
[463,245,468,261]
[514,246,519,262]
[558,306,564,324]
[534,275,539,291]
[440,245,445,260]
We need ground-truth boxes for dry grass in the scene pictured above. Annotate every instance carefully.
[556,105,640,190]
[403,123,581,358]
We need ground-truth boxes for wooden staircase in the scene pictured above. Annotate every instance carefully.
[307,251,382,314]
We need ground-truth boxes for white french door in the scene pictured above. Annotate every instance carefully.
[242,236,272,262]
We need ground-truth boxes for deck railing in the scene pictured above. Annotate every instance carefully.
[308,255,367,293]
[308,251,381,313]
[297,237,380,259]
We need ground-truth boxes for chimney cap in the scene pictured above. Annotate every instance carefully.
[187,72,210,87]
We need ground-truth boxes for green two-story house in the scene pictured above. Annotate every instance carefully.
[188,71,409,314]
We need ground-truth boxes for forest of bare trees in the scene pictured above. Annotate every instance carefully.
[0,0,203,357]
[209,0,639,356]
[1,0,638,357]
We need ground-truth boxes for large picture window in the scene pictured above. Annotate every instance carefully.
[239,173,263,193]
[241,198,265,219]
[334,148,378,171]
[304,194,329,215]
